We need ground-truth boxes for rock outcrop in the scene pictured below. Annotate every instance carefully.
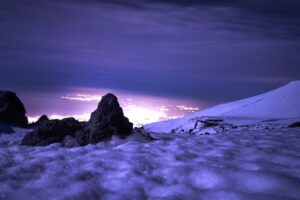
[288,122,300,128]
[75,93,133,145]
[21,118,82,146]
[29,115,49,128]
[21,93,133,147]
[36,115,49,124]
[0,91,28,127]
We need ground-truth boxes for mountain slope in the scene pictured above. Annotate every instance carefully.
[145,81,300,133]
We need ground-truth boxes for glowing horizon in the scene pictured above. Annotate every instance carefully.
[26,89,206,126]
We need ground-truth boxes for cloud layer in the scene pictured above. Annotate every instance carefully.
[1,0,299,103]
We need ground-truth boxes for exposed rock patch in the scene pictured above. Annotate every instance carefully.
[288,122,300,128]
[21,118,82,146]
[131,127,157,141]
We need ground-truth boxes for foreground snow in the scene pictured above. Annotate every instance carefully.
[1,128,300,199]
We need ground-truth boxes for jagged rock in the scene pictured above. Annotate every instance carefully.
[0,91,28,127]
[21,117,82,146]
[29,115,49,128]
[36,115,49,124]
[288,122,300,128]
[75,93,133,146]
[21,93,133,147]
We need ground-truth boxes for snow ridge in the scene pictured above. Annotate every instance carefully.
[145,81,300,133]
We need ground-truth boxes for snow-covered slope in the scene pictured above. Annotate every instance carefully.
[145,81,300,133]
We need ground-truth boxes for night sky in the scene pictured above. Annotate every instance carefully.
[1,0,300,124]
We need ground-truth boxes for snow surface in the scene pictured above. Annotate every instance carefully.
[145,81,300,134]
[0,126,31,146]
[1,128,300,200]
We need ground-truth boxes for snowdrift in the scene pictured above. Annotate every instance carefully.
[145,81,300,133]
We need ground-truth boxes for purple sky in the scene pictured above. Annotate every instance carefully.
[1,0,300,123]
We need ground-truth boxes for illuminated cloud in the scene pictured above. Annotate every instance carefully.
[176,105,199,112]
[29,106,172,126]
[28,113,91,123]
[60,93,182,125]
[61,94,103,102]
[124,104,169,126]
[25,91,203,126]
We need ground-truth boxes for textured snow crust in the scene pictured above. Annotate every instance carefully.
[1,128,300,200]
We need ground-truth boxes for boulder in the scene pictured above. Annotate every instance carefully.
[76,93,133,145]
[288,122,300,128]
[0,91,28,127]
[21,117,82,146]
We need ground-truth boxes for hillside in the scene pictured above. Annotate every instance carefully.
[145,81,300,134]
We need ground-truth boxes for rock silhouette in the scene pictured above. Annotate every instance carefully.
[29,115,49,128]
[75,93,133,145]
[21,118,82,146]
[21,93,133,146]
[36,115,49,124]
[289,122,300,128]
[0,91,28,127]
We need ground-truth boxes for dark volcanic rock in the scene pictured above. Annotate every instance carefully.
[21,118,82,146]
[29,115,49,128]
[76,93,133,146]
[0,91,28,127]
[22,93,133,147]
[288,122,300,128]
[36,115,49,124]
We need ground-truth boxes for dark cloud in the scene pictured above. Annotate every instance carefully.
[0,0,299,103]
[77,0,300,39]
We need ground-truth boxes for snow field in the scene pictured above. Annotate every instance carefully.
[1,128,300,200]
